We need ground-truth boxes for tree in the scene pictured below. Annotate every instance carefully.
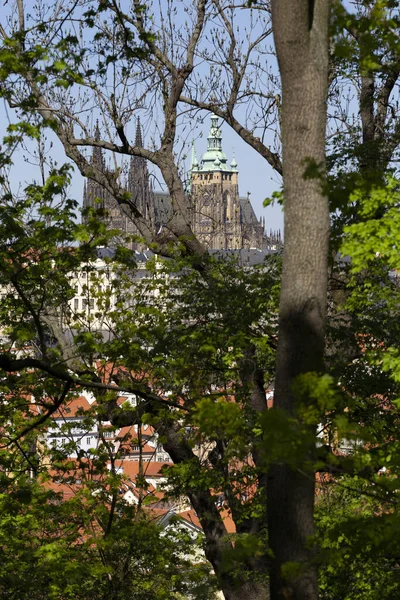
[0,167,217,600]
[0,444,215,600]
[0,151,282,599]
[0,3,278,598]
[316,475,400,600]
[1,2,400,600]
[265,3,330,599]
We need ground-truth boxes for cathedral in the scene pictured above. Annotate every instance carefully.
[82,117,281,250]
[83,120,156,241]
[189,115,269,250]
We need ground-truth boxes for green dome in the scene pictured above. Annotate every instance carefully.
[197,116,236,173]
[199,149,229,171]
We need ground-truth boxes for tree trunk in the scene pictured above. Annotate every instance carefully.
[268,2,330,600]
[161,418,270,600]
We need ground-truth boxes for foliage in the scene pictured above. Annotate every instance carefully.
[316,477,400,600]
[1,1,400,599]
[0,159,282,596]
[0,471,214,600]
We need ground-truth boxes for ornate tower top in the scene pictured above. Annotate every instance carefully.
[197,115,237,173]
[230,151,238,172]
[91,119,104,168]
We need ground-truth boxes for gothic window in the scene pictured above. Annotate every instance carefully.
[226,192,232,222]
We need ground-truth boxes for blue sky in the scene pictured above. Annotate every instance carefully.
[0,99,284,234]
[0,0,284,235]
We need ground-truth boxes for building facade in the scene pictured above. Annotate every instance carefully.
[82,117,280,250]
[82,120,155,244]
[189,116,269,250]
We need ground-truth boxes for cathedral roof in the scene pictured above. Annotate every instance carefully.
[239,196,259,226]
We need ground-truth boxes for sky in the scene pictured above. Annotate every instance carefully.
[0,100,284,234]
[0,0,284,236]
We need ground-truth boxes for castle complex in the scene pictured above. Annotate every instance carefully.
[83,116,281,250]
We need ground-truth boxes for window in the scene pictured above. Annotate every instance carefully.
[82,298,94,310]
[86,437,92,445]
[74,298,79,311]
[103,431,113,438]
[74,285,78,293]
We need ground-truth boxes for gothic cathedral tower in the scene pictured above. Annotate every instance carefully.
[190,116,243,249]
[82,116,271,251]
[127,118,155,230]
[82,119,155,247]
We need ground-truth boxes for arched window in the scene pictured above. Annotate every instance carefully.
[226,192,232,221]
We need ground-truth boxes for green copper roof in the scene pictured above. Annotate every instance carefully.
[196,116,237,173]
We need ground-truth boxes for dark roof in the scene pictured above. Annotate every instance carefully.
[96,247,116,259]
[153,191,173,225]
[96,247,154,262]
[239,196,260,226]
[153,191,262,227]
[209,248,275,265]
[96,246,276,267]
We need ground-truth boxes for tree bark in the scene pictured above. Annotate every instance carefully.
[268,2,330,600]
[161,417,270,600]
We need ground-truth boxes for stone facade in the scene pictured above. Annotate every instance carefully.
[82,119,155,245]
[189,116,269,250]
[82,117,280,250]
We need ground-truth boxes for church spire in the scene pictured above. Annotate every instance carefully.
[128,119,155,225]
[91,119,104,169]
[94,119,100,141]
[135,117,143,148]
